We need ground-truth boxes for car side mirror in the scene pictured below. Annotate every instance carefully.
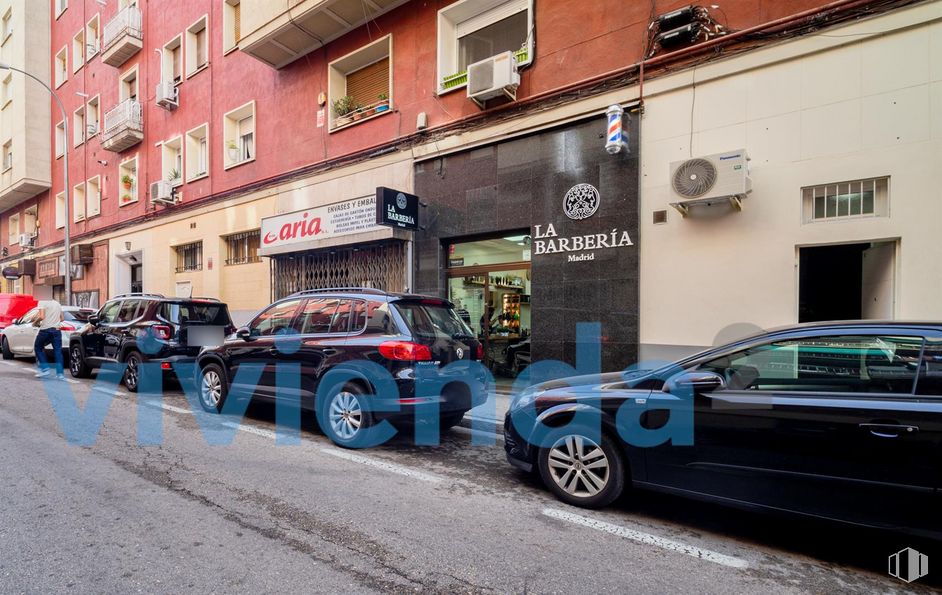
[11,318,20,325]
[236,326,253,341]
[664,371,725,394]
[87,314,100,325]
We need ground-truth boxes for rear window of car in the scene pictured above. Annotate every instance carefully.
[393,300,473,340]
[158,302,231,326]
[65,311,91,322]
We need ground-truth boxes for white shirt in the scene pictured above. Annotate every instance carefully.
[37,300,63,330]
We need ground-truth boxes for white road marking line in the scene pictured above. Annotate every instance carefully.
[221,421,277,440]
[92,386,129,398]
[320,447,444,483]
[141,400,191,414]
[451,425,502,441]
[465,413,502,425]
[542,508,749,570]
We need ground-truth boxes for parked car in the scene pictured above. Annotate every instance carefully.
[1,306,95,362]
[0,293,37,330]
[69,293,234,392]
[504,321,942,538]
[196,288,487,447]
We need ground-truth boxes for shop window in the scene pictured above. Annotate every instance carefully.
[7,212,17,245]
[87,176,101,217]
[161,136,183,186]
[328,36,392,130]
[1,9,11,44]
[120,66,138,101]
[1,73,11,108]
[162,35,182,84]
[55,192,66,229]
[23,206,37,235]
[73,105,85,147]
[86,14,100,58]
[118,156,138,206]
[223,101,254,168]
[185,123,208,181]
[55,46,68,88]
[55,120,66,158]
[186,16,209,76]
[73,181,86,222]
[802,177,889,223]
[223,0,241,53]
[86,95,100,136]
[437,0,532,93]
[1,139,10,171]
[224,230,260,265]
[175,241,203,272]
[72,28,85,72]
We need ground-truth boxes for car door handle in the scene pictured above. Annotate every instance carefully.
[858,423,919,438]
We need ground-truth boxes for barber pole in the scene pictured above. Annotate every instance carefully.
[605,104,627,154]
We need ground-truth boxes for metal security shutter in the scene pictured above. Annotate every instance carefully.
[346,57,389,107]
[272,242,406,300]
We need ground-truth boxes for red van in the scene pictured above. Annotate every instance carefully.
[0,294,37,330]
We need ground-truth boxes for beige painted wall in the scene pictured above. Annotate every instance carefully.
[638,8,942,354]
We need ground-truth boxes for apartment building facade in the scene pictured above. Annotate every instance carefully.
[0,0,938,369]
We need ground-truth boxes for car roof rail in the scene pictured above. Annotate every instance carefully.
[111,292,166,299]
[288,287,391,298]
[186,296,222,302]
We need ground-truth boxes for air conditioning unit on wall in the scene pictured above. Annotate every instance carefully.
[18,234,35,249]
[155,81,178,110]
[669,149,752,216]
[467,51,520,109]
[150,181,177,206]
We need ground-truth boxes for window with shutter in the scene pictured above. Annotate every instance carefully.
[233,2,241,41]
[196,27,207,67]
[346,57,389,108]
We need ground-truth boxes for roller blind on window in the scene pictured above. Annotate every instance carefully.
[233,2,241,42]
[346,57,389,107]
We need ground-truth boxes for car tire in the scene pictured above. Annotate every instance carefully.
[122,351,142,393]
[440,412,465,431]
[537,429,625,509]
[1,337,14,360]
[198,363,228,413]
[69,344,91,378]
[319,383,371,448]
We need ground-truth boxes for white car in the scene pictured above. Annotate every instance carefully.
[1,306,95,362]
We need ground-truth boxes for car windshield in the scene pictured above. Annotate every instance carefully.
[158,302,231,326]
[393,300,473,340]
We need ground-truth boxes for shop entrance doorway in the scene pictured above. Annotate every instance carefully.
[446,234,531,379]
[798,241,896,322]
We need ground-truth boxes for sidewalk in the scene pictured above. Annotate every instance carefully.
[464,388,513,432]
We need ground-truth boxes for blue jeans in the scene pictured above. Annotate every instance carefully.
[34,328,64,376]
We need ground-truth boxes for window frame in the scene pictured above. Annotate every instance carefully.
[72,28,85,73]
[86,14,100,59]
[802,177,890,224]
[174,241,203,273]
[55,0,68,20]
[7,212,18,245]
[1,138,11,172]
[118,155,139,206]
[55,192,66,229]
[73,181,86,222]
[223,0,241,54]
[224,229,261,266]
[185,15,210,78]
[86,94,100,136]
[1,8,12,45]
[1,73,12,109]
[162,34,183,85]
[119,64,139,101]
[72,104,86,147]
[86,175,101,218]
[327,35,393,132]
[436,0,533,94]
[185,122,209,182]
[54,45,68,88]
[161,136,184,187]
[55,120,66,158]
[223,100,255,169]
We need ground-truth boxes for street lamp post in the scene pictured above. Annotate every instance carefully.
[0,62,71,305]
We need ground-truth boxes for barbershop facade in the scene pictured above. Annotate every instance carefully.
[414,117,640,373]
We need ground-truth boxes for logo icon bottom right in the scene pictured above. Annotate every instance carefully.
[889,547,928,583]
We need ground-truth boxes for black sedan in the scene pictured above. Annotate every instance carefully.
[505,321,942,538]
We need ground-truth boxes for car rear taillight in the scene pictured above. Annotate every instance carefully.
[153,325,173,340]
[59,322,76,332]
[378,341,432,361]
[475,343,484,360]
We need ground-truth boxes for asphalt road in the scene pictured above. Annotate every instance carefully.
[0,357,936,594]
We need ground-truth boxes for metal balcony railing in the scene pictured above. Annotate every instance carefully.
[101,99,143,151]
[102,5,142,53]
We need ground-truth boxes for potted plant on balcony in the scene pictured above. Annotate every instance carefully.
[167,168,181,184]
[121,174,134,190]
[332,95,356,127]
[375,93,390,113]
[121,193,133,204]
[227,141,240,163]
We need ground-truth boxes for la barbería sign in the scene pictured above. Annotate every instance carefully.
[260,196,381,251]
[533,184,634,262]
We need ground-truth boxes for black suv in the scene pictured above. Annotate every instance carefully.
[69,293,234,392]
[196,288,487,446]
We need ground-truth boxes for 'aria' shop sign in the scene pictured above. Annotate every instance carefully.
[533,183,634,263]
[260,196,381,252]
[375,186,419,231]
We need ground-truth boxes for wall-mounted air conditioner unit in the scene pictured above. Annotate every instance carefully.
[155,81,178,110]
[669,149,752,216]
[467,51,520,109]
[150,180,177,206]
[18,234,35,249]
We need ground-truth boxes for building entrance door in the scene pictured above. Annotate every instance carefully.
[798,240,896,322]
[446,234,531,378]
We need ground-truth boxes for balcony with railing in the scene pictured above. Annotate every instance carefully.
[101,99,144,153]
[101,5,143,67]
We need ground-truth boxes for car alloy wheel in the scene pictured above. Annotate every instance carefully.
[546,434,610,498]
[70,347,82,375]
[328,390,363,441]
[201,368,223,410]
[124,353,140,392]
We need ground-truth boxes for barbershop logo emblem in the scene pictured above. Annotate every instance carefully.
[396,193,408,210]
[564,184,600,220]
